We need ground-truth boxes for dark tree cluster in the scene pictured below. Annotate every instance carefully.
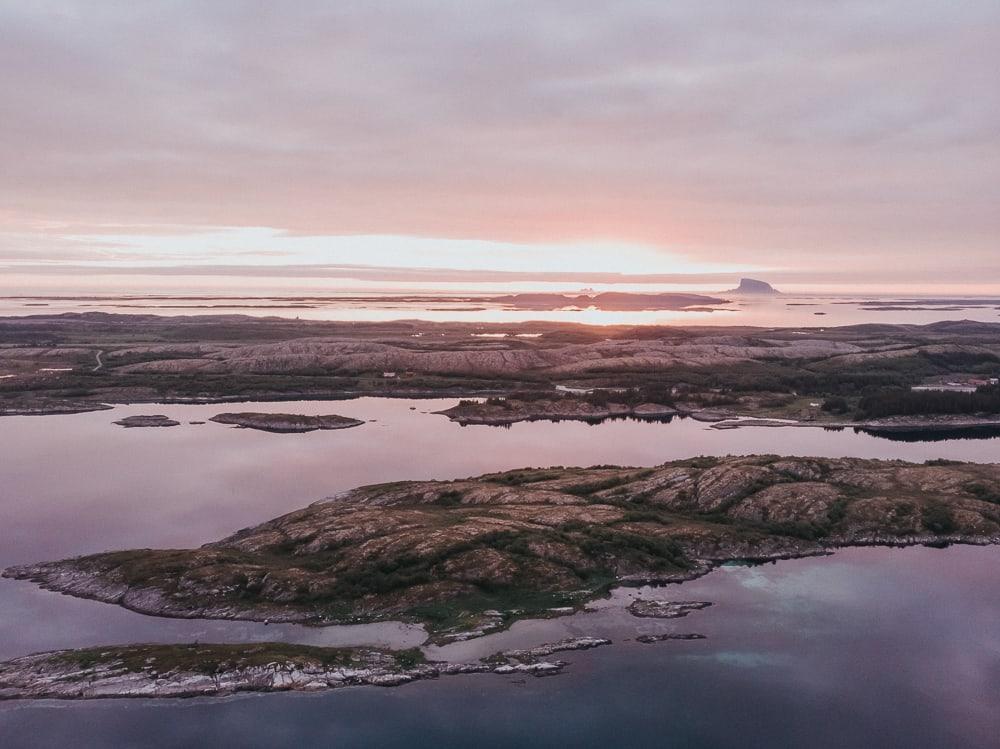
[858,385,1000,419]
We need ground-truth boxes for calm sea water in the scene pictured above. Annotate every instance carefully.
[2,293,1000,326]
[1,398,999,747]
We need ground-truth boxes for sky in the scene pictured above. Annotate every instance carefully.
[2,1,998,295]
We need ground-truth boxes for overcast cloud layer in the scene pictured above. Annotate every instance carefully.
[1,1,998,288]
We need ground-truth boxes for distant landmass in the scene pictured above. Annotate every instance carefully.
[727,278,780,295]
[491,292,730,311]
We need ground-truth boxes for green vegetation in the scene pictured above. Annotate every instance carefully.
[821,396,850,415]
[966,483,1000,505]
[52,643,362,676]
[921,503,957,534]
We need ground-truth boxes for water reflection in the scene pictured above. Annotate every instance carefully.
[2,545,999,749]
[2,400,1000,748]
[858,425,1000,442]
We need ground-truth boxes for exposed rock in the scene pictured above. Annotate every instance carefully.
[695,463,774,512]
[635,633,707,644]
[728,483,842,525]
[112,414,180,428]
[627,600,713,619]
[633,403,680,417]
[208,412,364,432]
[434,610,509,644]
[496,637,612,664]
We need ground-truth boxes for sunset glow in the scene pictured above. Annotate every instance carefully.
[2,2,998,294]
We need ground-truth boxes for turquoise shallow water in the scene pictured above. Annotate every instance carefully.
[1,399,999,747]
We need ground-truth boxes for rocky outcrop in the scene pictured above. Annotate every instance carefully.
[6,456,1000,638]
[209,412,364,432]
[112,414,180,428]
[495,637,612,665]
[635,633,706,644]
[627,600,713,619]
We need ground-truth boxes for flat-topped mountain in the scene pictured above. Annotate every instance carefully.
[728,278,780,295]
[7,456,999,639]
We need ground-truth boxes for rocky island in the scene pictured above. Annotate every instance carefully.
[112,414,181,428]
[627,600,712,618]
[209,412,364,432]
[727,278,780,295]
[7,456,1000,641]
[0,637,613,700]
[437,397,677,425]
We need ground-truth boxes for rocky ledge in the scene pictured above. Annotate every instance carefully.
[209,412,364,432]
[113,414,181,428]
[437,397,677,425]
[6,456,1000,639]
[0,637,612,701]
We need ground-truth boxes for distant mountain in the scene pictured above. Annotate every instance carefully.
[727,278,780,295]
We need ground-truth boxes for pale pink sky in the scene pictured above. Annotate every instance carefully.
[1,2,998,293]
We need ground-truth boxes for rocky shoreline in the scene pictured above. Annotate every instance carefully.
[0,638,613,701]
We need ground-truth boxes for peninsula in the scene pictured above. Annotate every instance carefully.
[0,637,614,700]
